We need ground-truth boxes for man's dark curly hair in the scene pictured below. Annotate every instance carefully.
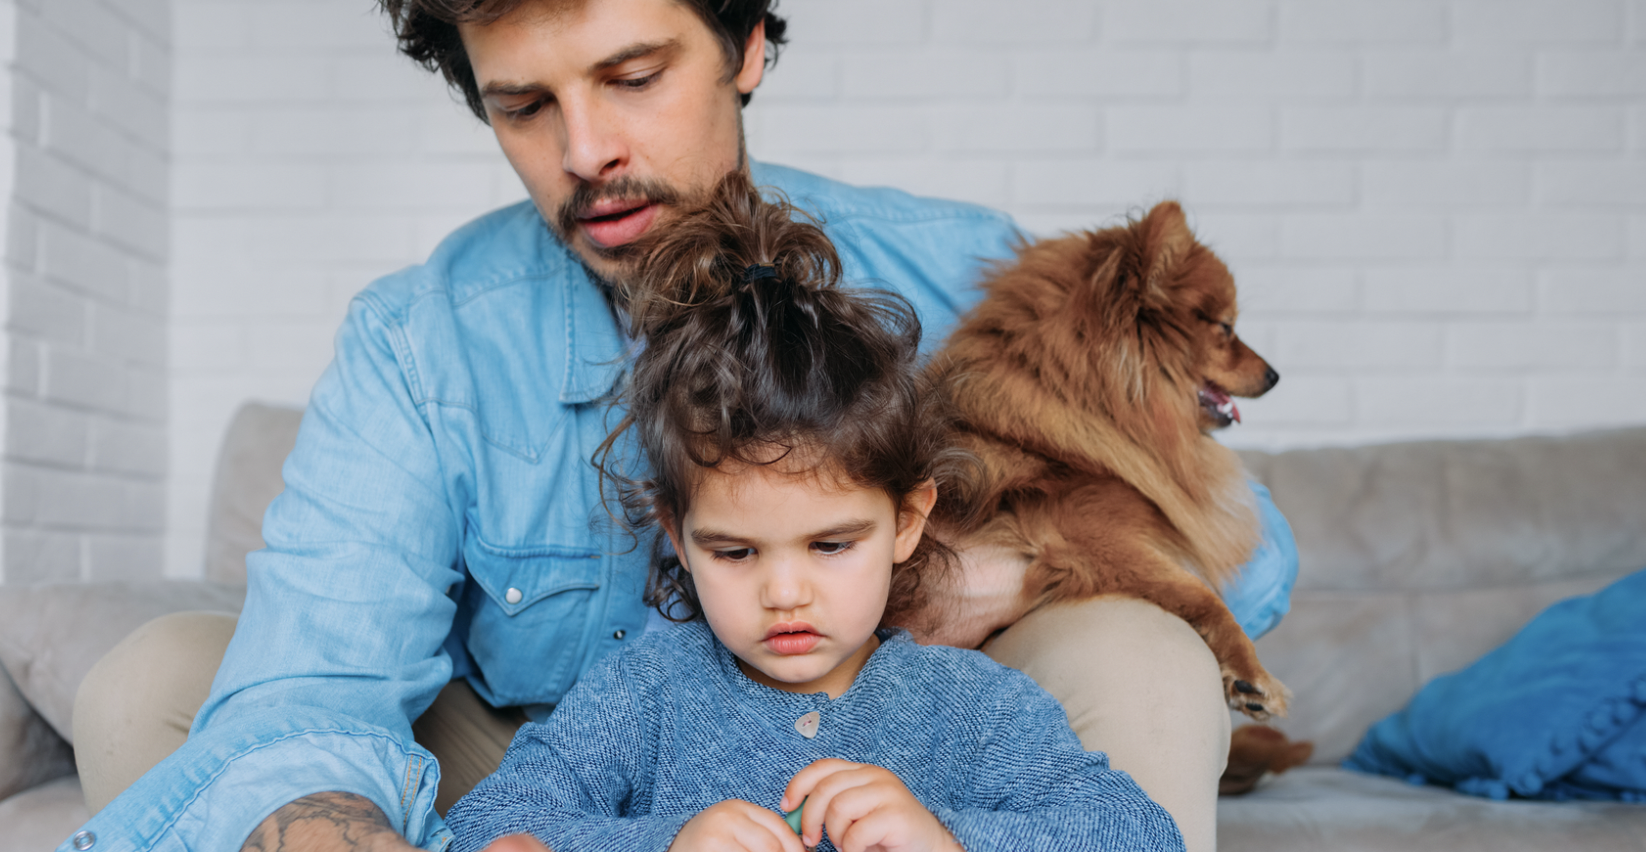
[379,0,789,121]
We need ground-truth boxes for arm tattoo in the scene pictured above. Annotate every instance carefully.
[241,792,407,852]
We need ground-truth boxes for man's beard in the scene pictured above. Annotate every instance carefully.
[552,175,685,263]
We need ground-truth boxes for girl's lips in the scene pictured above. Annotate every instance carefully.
[577,202,659,249]
[764,632,821,655]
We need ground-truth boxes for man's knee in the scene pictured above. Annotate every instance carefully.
[74,611,238,814]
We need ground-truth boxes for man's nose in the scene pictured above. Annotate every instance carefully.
[559,95,625,183]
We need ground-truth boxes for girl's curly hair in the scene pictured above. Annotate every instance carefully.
[597,172,965,625]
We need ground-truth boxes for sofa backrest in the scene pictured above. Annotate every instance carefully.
[203,403,304,585]
[1235,426,1646,763]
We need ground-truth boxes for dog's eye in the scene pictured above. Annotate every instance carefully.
[1219,322,1233,337]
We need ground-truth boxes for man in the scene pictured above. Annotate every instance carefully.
[67,2,1296,851]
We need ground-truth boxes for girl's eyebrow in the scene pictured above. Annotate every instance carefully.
[688,519,877,548]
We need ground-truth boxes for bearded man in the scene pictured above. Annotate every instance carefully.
[66,3,1297,852]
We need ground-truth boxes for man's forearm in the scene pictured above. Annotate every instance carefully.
[242,792,418,852]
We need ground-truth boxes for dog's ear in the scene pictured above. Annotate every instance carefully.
[1138,201,1195,305]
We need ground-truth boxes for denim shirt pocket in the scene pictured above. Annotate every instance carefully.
[461,536,605,705]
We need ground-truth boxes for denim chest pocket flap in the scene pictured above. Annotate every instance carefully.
[465,537,604,616]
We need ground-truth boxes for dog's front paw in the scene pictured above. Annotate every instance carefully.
[1223,671,1291,721]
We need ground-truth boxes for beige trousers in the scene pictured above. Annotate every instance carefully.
[75,595,1228,851]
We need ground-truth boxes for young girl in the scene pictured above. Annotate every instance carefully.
[444,174,1183,852]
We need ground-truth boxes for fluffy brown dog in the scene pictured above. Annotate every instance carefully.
[898,200,1289,720]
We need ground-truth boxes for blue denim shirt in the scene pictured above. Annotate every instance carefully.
[66,163,1297,852]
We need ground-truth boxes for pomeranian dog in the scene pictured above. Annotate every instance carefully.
[899,200,1289,720]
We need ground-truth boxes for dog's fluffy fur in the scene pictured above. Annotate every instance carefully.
[899,201,1290,719]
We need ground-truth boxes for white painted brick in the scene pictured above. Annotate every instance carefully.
[7,399,89,467]
[14,75,41,145]
[175,162,328,211]
[328,161,497,211]
[130,30,171,96]
[1448,322,1618,368]
[1107,106,1273,152]
[130,260,168,316]
[126,365,169,422]
[175,55,330,103]
[1272,320,1445,368]
[1235,267,1358,314]
[749,52,840,102]
[254,214,417,265]
[252,108,421,156]
[1363,51,1533,99]
[170,255,330,319]
[39,221,129,300]
[6,204,38,271]
[1625,323,1646,367]
[1453,214,1625,261]
[753,105,926,153]
[1635,0,1646,43]
[1280,214,1448,260]
[841,51,1007,101]
[173,110,255,156]
[838,158,1011,208]
[1356,376,1525,425]
[1528,376,1646,426]
[1231,375,1353,425]
[94,184,168,262]
[1277,1,1447,43]
[1633,105,1646,152]
[1184,162,1355,206]
[1536,163,1646,206]
[248,322,337,371]
[327,54,452,104]
[1458,107,1625,152]
[932,0,1096,44]
[415,107,506,156]
[16,147,94,226]
[784,0,926,46]
[931,105,1099,153]
[1537,270,1646,313]
[42,0,127,65]
[90,419,168,477]
[1013,160,1183,207]
[249,2,389,50]
[91,303,166,367]
[173,2,251,50]
[125,144,168,207]
[42,92,129,184]
[2,529,83,586]
[1104,1,1273,44]
[171,322,248,373]
[89,66,169,151]
[1187,51,1354,99]
[1634,216,1646,258]
[11,340,43,397]
[1362,162,1531,207]
[1453,0,1625,43]
[86,534,165,582]
[11,276,88,346]
[1363,269,1536,314]
[44,349,128,414]
[17,12,90,104]
[1281,107,1448,152]
[1012,50,1185,99]
[1538,52,1646,97]
[115,0,173,43]
[1187,212,1281,261]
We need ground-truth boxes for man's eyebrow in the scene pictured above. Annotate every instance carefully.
[593,38,680,72]
[480,80,547,98]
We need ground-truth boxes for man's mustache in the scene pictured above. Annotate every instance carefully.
[553,176,685,255]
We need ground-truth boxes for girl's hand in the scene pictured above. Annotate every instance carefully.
[670,799,809,852]
[781,759,964,852]
[482,835,550,852]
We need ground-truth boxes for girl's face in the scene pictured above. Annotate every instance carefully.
[667,460,935,699]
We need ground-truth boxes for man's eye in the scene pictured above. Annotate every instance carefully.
[615,71,660,90]
[813,541,854,556]
[504,100,545,120]
[714,548,754,561]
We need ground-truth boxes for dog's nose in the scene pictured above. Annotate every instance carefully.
[1264,367,1280,390]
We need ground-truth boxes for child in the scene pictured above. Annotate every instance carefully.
[443,174,1184,852]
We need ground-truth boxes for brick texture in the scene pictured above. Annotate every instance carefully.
[163,0,1646,578]
[1,0,170,585]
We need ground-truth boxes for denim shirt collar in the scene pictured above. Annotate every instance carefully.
[558,257,628,404]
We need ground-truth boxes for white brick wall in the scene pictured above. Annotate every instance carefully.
[0,0,170,585]
[166,0,1646,577]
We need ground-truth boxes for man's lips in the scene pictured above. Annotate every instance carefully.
[575,200,659,249]
[763,622,821,655]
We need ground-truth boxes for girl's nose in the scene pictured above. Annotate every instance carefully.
[761,559,811,610]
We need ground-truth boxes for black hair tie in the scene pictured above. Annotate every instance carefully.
[743,263,778,283]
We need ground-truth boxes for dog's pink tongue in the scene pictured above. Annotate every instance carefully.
[1230,402,1242,424]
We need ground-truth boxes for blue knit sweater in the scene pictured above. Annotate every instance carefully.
[445,621,1184,852]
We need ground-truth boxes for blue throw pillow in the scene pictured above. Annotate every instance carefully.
[1345,567,1646,801]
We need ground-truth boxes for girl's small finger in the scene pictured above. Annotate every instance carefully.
[782,758,856,810]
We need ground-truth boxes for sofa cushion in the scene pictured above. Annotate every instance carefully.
[0,664,74,802]
[0,581,246,741]
[0,776,89,852]
[204,402,303,585]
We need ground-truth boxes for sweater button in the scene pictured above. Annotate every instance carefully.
[795,711,820,739]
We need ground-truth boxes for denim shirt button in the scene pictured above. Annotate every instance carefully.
[504,587,523,605]
[72,831,96,851]
[613,629,626,639]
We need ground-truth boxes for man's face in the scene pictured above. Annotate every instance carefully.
[459,0,764,283]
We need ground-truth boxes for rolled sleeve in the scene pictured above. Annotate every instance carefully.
[1223,481,1299,640]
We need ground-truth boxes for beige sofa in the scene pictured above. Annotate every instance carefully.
[2,404,1643,850]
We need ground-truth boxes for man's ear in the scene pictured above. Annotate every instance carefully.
[734,19,766,95]
[892,480,938,564]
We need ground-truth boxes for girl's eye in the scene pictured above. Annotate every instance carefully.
[714,548,754,562]
[812,541,854,556]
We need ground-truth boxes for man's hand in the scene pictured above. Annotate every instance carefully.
[669,799,808,852]
[781,759,963,852]
[900,543,1031,649]
[241,792,418,852]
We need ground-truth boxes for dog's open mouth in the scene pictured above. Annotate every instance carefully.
[1199,382,1240,428]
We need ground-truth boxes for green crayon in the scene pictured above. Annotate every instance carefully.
[783,798,805,834]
